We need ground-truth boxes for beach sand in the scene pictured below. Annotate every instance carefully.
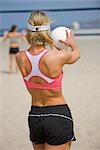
[0,36,100,150]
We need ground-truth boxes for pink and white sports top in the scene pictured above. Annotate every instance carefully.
[23,49,63,90]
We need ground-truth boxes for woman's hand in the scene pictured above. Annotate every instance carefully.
[59,30,76,48]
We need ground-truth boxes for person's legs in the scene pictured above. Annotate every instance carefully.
[32,143,45,150]
[14,54,19,72]
[45,141,71,150]
[9,54,14,73]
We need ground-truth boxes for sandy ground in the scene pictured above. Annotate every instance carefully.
[0,36,100,150]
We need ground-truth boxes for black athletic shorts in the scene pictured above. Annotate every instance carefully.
[28,104,76,145]
[9,47,19,54]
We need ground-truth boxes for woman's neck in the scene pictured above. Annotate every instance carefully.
[28,45,45,53]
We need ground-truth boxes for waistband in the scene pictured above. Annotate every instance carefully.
[29,104,72,119]
[31,104,68,109]
[10,47,19,49]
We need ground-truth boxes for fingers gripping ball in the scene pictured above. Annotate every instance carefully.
[51,26,71,50]
[51,26,70,42]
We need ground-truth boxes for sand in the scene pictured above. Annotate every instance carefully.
[0,36,100,150]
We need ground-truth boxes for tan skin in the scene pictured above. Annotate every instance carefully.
[16,31,80,150]
[4,28,24,73]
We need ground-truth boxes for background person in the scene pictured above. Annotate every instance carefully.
[3,25,23,73]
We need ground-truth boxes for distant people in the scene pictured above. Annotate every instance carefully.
[3,25,24,73]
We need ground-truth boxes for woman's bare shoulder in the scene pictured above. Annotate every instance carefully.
[16,51,26,65]
[16,51,28,75]
[51,46,71,59]
[51,47,74,66]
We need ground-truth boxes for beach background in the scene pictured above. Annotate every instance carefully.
[0,0,100,150]
[0,0,100,34]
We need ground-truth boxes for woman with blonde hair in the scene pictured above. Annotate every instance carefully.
[16,11,80,150]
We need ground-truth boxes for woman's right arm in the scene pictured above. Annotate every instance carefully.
[59,31,80,65]
[3,31,9,41]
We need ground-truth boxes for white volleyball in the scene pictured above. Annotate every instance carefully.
[51,26,70,42]
[51,26,71,50]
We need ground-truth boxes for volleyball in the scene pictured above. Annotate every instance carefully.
[51,26,71,49]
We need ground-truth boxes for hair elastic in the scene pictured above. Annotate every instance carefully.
[27,22,50,32]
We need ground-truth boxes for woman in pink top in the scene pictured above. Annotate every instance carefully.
[16,11,80,150]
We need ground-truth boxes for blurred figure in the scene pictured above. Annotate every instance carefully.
[72,21,80,30]
[3,25,23,73]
